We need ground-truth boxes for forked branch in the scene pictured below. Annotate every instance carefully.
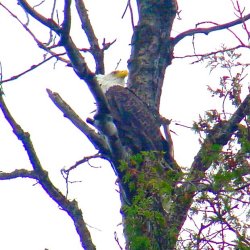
[75,0,104,74]
[0,91,96,250]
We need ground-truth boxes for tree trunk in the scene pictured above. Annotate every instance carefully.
[110,1,186,249]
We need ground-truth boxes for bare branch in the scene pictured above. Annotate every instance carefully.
[0,3,69,64]
[75,0,104,74]
[174,45,250,62]
[122,0,135,29]
[9,2,93,78]
[18,0,61,34]
[62,154,102,174]
[46,89,110,156]
[0,93,44,173]
[61,153,102,197]
[15,1,110,120]
[173,13,250,45]
[0,169,38,180]
[233,0,250,40]
[196,21,245,46]
[61,0,71,35]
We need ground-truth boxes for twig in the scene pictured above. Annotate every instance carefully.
[0,54,64,84]
[0,3,69,64]
[33,0,46,8]
[114,231,123,250]
[174,44,250,62]
[18,0,61,34]
[122,0,135,29]
[233,0,250,40]
[115,59,122,70]
[62,154,102,174]
[175,122,193,129]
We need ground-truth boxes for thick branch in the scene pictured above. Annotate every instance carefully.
[46,89,110,156]
[62,0,72,35]
[173,13,250,45]
[75,0,104,74]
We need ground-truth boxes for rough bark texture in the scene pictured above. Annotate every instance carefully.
[118,1,180,249]
[128,0,177,110]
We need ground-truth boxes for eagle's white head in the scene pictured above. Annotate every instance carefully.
[96,70,128,93]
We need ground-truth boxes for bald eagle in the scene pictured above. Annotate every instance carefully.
[96,70,173,162]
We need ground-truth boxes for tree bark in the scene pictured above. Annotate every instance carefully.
[118,1,180,249]
[128,0,177,110]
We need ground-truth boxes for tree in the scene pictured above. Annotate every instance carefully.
[0,0,249,249]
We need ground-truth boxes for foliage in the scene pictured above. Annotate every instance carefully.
[120,151,180,250]
[178,48,250,249]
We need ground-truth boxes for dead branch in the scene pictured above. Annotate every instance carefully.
[0,169,38,180]
[173,13,250,45]
[122,0,135,29]
[18,0,61,34]
[61,153,102,197]
[62,0,71,35]
[196,20,245,46]
[46,88,110,156]
[62,154,102,174]
[17,1,90,74]
[75,0,104,74]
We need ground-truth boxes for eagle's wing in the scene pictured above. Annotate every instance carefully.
[105,85,170,155]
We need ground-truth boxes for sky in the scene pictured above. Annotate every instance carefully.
[0,0,249,249]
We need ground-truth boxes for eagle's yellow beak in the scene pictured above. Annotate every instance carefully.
[112,70,128,79]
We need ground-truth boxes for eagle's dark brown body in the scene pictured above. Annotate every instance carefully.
[105,85,170,158]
